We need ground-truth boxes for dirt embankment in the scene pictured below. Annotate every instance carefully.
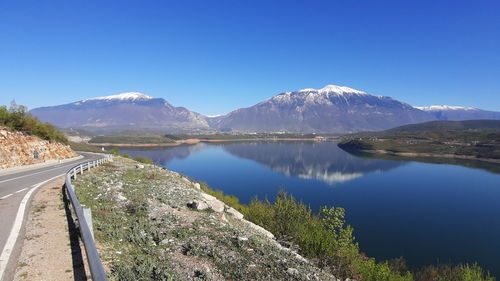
[0,127,77,169]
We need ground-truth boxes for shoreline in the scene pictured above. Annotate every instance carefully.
[361,149,500,164]
[87,137,337,147]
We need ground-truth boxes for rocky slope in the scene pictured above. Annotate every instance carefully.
[30,92,211,134]
[73,158,338,280]
[211,85,435,133]
[0,126,77,169]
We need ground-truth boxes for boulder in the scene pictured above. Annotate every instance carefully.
[206,199,224,213]
[226,207,244,220]
[187,200,209,211]
[201,193,216,201]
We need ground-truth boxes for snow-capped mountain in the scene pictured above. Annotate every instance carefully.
[416,105,500,121]
[81,92,154,102]
[211,85,435,133]
[30,92,210,134]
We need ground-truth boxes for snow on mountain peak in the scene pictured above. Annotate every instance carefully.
[267,84,370,106]
[83,92,154,102]
[415,105,478,111]
[298,85,367,95]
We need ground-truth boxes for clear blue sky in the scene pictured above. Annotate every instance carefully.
[1,0,499,115]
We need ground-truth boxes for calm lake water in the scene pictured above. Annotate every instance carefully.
[121,141,500,275]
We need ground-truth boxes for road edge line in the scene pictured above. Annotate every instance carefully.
[0,174,64,281]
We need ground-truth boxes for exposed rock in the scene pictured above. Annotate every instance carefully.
[226,207,244,220]
[135,164,144,169]
[244,221,275,239]
[201,193,216,201]
[193,183,201,189]
[287,268,299,275]
[206,199,224,213]
[277,243,309,263]
[187,200,209,211]
[0,126,77,169]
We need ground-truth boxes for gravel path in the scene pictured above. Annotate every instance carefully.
[14,178,90,281]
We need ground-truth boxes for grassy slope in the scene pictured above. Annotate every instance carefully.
[74,159,337,281]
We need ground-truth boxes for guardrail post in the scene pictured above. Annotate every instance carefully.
[73,169,77,180]
[80,165,83,174]
[83,207,95,241]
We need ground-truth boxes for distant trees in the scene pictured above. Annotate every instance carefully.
[0,101,68,144]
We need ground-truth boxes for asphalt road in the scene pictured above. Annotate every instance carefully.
[0,152,101,281]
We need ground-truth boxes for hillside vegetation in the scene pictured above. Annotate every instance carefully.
[0,102,68,144]
[339,120,500,160]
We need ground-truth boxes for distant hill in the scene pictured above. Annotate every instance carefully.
[30,92,211,134]
[415,105,500,121]
[211,85,435,133]
[384,120,500,134]
[338,120,500,161]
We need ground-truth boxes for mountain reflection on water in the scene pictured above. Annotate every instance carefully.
[120,141,500,276]
[120,141,406,184]
[221,142,407,184]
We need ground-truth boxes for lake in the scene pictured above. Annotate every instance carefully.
[121,141,500,276]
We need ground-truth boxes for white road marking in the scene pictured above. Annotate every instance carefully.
[0,173,64,281]
[14,188,27,194]
[0,194,13,200]
[0,160,84,184]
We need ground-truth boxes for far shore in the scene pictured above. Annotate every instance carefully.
[361,149,500,164]
[87,137,339,147]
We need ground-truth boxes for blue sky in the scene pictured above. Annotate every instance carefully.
[1,0,499,115]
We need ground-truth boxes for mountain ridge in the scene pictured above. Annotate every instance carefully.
[30,85,500,134]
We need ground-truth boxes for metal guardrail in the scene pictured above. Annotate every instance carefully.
[65,155,112,281]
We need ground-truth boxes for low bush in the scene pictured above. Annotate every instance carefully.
[0,102,68,144]
[196,184,495,281]
[133,155,154,164]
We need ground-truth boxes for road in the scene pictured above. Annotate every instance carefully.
[0,153,101,281]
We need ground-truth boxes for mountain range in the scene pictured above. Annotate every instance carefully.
[415,105,500,121]
[30,86,500,134]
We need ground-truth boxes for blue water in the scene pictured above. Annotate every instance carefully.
[121,142,500,275]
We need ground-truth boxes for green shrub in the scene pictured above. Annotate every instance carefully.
[193,185,495,281]
[133,155,154,164]
[109,148,120,156]
[414,263,494,281]
[0,102,68,144]
[120,153,132,159]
